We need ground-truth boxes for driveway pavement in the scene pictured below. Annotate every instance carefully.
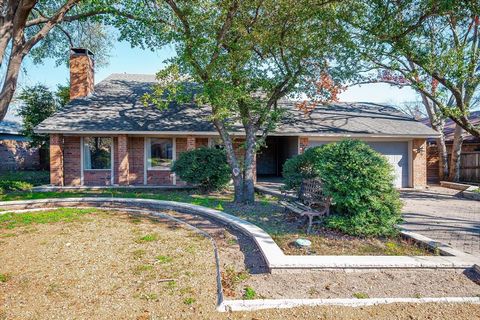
[401,188,480,256]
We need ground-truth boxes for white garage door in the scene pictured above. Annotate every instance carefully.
[308,140,409,188]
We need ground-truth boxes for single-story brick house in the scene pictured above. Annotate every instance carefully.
[0,120,40,171]
[35,49,439,188]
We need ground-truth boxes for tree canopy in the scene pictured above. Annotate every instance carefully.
[17,83,67,148]
[338,0,480,137]
[124,0,349,203]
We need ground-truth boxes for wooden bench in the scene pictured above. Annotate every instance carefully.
[279,179,331,234]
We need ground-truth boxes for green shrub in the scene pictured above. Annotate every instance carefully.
[0,180,33,194]
[282,140,402,237]
[0,171,49,194]
[172,147,231,192]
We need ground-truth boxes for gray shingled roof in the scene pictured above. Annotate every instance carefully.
[0,120,23,135]
[36,73,439,138]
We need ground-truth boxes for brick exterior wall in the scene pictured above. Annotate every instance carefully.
[70,51,94,100]
[195,137,209,148]
[128,137,144,185]
[147,170,174,185]
[50,134,64,186]
[63,136,81,186]
[55,135,258,187]
[0,139,39,171]
[299,137,309,154]
[84,170,112,186]
[412,138,427,188]
[117,135,129,185]
[186,136,196,150]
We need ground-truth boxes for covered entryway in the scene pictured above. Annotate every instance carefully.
[256,136,298,178]
[309,140,410,188]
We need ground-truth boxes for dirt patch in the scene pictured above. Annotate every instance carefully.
[1,208,480,319]
[159,209,480,301]
[273,226,432,256]
[0,210,218,319]
[238,269,480,300]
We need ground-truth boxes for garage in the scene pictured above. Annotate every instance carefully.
[308,140,410,188]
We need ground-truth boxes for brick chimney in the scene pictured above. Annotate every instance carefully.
[69,48,94,100]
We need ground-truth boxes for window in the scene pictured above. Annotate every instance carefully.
[148,138,173,169]
[83,137,112,170]
[209,137,224,149]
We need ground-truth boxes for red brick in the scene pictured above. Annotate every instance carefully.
[117,135,129,185]
[0,140,39,171]
[50,134,64,186]
[412,139,427,188]
[70,51,94,100]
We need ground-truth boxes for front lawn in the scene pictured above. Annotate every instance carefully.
[1,208,478,320]
[0,208,217,319]
[0,188,432,256]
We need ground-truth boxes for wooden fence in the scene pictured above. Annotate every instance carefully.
[458,152,480,183]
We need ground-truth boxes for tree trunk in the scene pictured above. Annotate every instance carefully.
[436,134,449,180]
[447,124,464,182]
[242,125,257,204]
[0,47,23,120]
[213,120,245,204]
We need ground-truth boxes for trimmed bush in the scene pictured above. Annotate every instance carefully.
[172,147,231,192]
[282,140,402,237]
[0,180,33,194]
[0,171,49,195]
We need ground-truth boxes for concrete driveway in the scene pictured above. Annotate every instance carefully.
[401,188,480,256]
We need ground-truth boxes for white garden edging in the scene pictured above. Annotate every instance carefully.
[219,297,480,312]
[0,198,478,272]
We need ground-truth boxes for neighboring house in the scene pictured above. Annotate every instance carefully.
[424,112,480,183]
[0,120,40,171]
[35,49,439,188]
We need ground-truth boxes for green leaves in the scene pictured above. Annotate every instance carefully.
[283,140,402,237]
[17,83,67,148]
[172,147,231,192]
[340,0,480,136]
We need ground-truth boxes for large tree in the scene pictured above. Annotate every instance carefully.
[125,0,346,203]
[338,0,480,181]
[0,0,159,121]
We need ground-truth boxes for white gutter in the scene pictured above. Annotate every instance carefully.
[33,129,441,139]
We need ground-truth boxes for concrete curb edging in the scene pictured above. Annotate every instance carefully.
[0,198,478,271]
[219,297,480,312]
[463,190,480,201]
[440,181,479,192]
[400,230,473,258]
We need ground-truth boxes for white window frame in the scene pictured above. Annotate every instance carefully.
[144,137,176,185]
[80,136,114,186]
[145,137,176,171]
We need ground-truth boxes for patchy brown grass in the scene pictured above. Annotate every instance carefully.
[273,227,433,256]
[0,209,217,319]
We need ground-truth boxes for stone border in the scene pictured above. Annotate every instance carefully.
[219,297,480,312]
[254,185,295,200]
[440,181,479,192]
[463,190,480,201]
[0,198,478,272]
[400,230,473,258]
